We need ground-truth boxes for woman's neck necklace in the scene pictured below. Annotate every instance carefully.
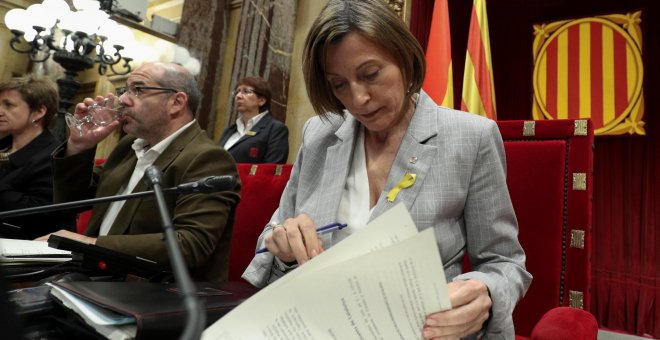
[0,146,12,162]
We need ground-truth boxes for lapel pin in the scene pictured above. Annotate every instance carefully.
[386,172,417,203]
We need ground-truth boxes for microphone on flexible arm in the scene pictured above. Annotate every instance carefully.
[175,175,237,194]
[0,173,237,282]
[0,175,237,220]
[143,165,205,340]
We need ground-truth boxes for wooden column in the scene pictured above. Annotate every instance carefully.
[226,0,297,125]
[178,0,229,135]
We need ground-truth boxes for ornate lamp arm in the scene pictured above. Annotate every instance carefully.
[110,56,132,76]
[8,30,33,53]
[8,27,55,62]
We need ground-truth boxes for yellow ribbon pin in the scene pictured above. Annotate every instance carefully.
[245,130,257,136]
[386,172,417,202]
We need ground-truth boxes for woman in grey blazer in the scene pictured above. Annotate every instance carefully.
[243,0,532,338]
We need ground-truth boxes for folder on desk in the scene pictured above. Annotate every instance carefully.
[50,281,258,340]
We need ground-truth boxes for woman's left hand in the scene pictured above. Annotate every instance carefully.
[422,279,492,339]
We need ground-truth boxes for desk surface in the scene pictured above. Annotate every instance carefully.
[6,278,258,340]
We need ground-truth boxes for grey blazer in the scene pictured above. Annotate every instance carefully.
[243,91,532,338]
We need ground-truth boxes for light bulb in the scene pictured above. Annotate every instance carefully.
[57,10,77,32]
[173,46,191,63]
[183,58,201,76]
[41,0,71,18]
[26,4,57,29]
[97,16,118,39]
[23,29,38,42]
[121,43,137,59]
[106,25,134,48]
[68,10,91,34]
[4,8,27,31]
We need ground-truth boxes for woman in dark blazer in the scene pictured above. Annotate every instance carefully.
[0,75,74,239]
[219,77,289,164]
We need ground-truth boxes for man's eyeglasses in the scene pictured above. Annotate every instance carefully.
[119,85,179,98]
[232,88,257,97]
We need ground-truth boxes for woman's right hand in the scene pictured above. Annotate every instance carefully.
[65,96,120,156]
[263,214,324,265]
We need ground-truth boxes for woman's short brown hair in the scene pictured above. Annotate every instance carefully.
[302,0,426,117]
[0,74,59,127]
[236,76,272,112]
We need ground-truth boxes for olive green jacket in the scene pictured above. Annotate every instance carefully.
[53,123,240,282]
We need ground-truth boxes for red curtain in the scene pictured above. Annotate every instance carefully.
[410,0,660,337]
[409,0,433,52]
[592,137,659,337]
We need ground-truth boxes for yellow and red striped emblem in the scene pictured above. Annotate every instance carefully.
[532,12,644,135]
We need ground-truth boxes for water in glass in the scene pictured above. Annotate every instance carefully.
[66,97,125,135]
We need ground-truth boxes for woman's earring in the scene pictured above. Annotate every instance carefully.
[411,92,420,103]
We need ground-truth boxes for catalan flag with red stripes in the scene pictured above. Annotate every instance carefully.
[422,0,453,108]
[461,0,497,120]
[532,12,645,135]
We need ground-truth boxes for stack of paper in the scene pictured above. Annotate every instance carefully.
[0,238,71,264]
[203,203,451,340]
[49,284,137,340]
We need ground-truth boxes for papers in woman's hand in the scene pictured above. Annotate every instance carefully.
[203,203,451,340]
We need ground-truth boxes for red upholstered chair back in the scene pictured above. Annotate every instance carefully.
[228,164,292,282]
[497,120,594,337]
[76,210,93,234]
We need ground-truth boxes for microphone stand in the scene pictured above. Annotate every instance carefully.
[146,166,204,340]
[0,187,181,219]
[0,169,231,339]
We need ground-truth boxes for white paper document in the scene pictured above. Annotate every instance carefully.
[0,238,71,263]
[203,204,451,340]
[49,284,137,340]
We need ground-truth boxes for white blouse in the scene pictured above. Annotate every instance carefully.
[333,126,374,244]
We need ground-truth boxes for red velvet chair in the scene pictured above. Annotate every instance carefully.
[227,163,292,282]
[530,307,598,339]
[496,120,596,339]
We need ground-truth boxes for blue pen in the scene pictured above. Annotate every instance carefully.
[255,222,348,254]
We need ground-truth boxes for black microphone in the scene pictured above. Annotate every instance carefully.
[0,175,238,220]
[175,175,236,194]
[144,165,205,340]
[144,165,162,186]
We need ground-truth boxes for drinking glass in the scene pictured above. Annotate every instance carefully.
[65,96,125,135]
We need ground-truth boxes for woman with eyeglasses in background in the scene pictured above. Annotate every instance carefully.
[219,77,289,164]
[0,74,75,239]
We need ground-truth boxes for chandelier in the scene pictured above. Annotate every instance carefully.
[4,0,136,140]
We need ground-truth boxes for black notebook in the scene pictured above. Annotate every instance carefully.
[50,280,258,340]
